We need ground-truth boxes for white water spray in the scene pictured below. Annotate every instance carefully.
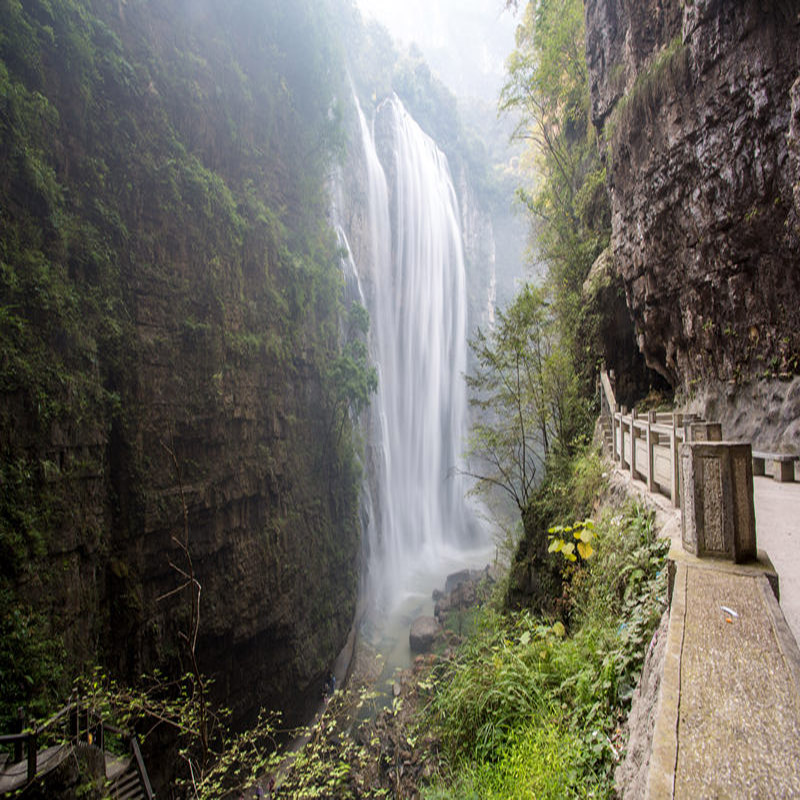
[353,95,485,611]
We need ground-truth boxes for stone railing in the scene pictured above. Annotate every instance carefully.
[599,371,720,507]
[599,369,756,562]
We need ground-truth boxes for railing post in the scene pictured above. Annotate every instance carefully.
[612,404,618,461]
[27,730,37,782]
[670,414,680,507]
[647,411,657,492]
[620,406,628,470]
[630,408,638,479]
[15,707,24,763]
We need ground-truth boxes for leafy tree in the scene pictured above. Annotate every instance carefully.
[466,285,585,516]
[500,0,610,374]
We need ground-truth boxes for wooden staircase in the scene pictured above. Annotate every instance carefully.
[109,763,148,800]
[0,701,154,798]
[106,752,148,800]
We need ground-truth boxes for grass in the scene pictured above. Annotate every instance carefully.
[422,498,669,799]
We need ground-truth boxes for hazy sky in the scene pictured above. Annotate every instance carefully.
[355,0,520,102]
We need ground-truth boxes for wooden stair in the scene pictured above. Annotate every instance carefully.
[109,764,147,800]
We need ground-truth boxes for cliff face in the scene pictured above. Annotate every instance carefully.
[0,0,359,732]
[585,0,800,442]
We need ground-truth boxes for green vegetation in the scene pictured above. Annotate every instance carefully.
[327,302,378,444]
[432,3,670,796]
[500,0,610,381]
[424,500,669,798]
[607,35,689,148]
[71,667,283,799]
[466,284,591,517]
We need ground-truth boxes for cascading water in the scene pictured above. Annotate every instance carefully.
[353,94,487,614]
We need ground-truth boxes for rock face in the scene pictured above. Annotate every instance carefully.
[0,0,359,738]
[585,1,800,429]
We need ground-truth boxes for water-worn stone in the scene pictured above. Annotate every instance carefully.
[409,616,441,653]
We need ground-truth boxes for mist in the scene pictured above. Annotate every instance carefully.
[356,0,519,102]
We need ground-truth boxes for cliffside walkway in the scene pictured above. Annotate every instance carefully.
[600,373,800,798]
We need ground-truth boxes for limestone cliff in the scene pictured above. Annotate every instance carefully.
[0,0,359,737]
[585,0,800,445]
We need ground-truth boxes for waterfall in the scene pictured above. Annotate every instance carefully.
[353,94,484,610]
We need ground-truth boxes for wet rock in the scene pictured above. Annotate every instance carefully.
[409,616,441,653]
[444,569,472,594]
[434,564,497,626]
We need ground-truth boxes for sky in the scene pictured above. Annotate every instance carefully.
[355,0,520,102]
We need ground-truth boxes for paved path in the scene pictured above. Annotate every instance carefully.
[650,555,800,798]
[753,475,800,645]
[611,466,800,797]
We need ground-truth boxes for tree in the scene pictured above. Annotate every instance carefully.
[499,0,610,375]
[465,285,583,516]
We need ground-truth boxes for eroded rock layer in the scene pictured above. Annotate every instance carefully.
[585,0,800,431]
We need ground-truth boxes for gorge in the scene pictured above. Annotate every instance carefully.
[3,0,799,797]
[0,0,505,765]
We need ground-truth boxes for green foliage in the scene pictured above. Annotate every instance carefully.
[326,301,378,441]
[425,722,604,800]
[0,590,66,732]
[426,500,669,797]
[500,0,610,384]
[466,284,590,515]
[75,667,282,799]
[519,447,604,555]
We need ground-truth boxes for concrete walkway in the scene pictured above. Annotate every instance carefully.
[649,548,800,798]
[612,467,800,798]
[752,476,800,645]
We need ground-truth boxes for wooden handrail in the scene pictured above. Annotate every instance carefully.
[35,701,75,737]
[1,698,154,794]
[131,735,155,800]
[599,368,616,415]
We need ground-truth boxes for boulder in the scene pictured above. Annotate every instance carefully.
[444,569,472,594]
[409,616,441,653]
